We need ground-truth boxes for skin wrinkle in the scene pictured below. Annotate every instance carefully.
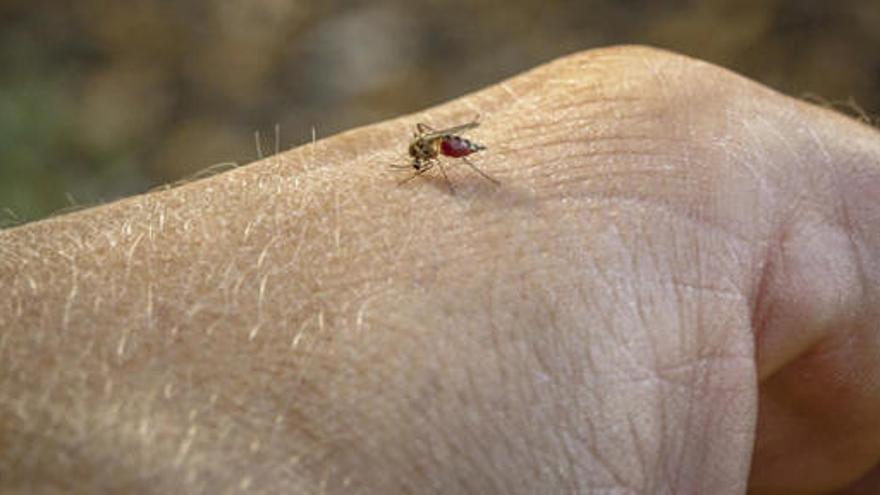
[756,218,851,382]
[584,177,748,488]
[536,81,756,229]
[827,142,872,324]
[544,365,584,489]
[571,224,663,490]
[484,254,616,490]
[539,290,597,490]
[511,113,672,156]
[647,258,696,489]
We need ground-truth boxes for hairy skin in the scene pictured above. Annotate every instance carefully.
[1,46,879,494]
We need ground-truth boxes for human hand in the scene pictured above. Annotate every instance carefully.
[2,46,879,494]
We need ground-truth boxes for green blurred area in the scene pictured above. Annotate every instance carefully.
[1,0,878,226]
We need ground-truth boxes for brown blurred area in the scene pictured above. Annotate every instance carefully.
[1,0,878,225]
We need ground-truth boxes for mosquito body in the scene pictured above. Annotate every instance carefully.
[393,116,499,190]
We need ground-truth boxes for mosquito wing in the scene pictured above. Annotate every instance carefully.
[418,119,480,140]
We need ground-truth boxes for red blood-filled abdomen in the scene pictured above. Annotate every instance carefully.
[440,136,473,158]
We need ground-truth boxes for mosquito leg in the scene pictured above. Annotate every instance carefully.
[397,171,422,185]
[416,123,436,135]
[436,160,456,195]
[462,156,500,185]
[397,161,433,186]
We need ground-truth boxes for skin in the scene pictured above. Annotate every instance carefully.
[1,45,879,494]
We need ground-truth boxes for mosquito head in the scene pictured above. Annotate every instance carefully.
[409,138,437,160]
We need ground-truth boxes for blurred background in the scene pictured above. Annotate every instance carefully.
[1,0,878,226]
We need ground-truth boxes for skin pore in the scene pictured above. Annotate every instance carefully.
[1,46,879,493]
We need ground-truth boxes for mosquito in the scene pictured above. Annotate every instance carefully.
[392,115,499,191]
